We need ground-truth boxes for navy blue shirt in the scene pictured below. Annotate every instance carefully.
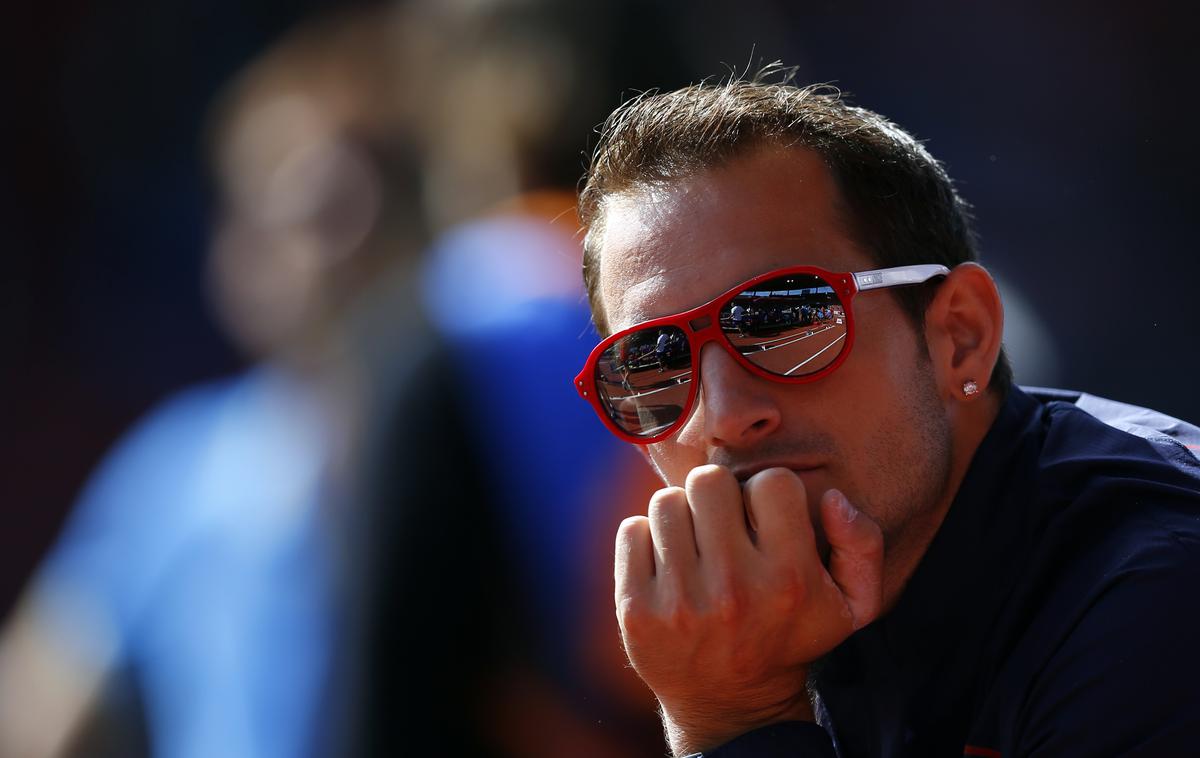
[703,387,1200,757]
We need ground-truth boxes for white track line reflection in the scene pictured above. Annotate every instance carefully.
[613,372,693,400]
[733,323,835,350]
[784,333,846,375]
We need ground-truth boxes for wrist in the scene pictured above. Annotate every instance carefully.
[661,694,816,757]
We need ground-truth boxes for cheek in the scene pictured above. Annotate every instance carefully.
[812,311,927,461]
[857,298,925,373]
[646,438,706,486]
[845,348,951,533]
[832,302,928,413]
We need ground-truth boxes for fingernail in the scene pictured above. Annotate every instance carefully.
[834,490,857,523]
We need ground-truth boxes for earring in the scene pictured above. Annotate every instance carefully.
[962,379,979,397]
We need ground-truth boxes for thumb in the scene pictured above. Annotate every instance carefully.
[819,489,884,629]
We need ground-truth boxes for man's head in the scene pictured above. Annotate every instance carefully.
[578,72,1007,595]
[204,6,425,363]
[580,70,1011,393]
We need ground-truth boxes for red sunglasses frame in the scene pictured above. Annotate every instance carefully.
[574,263,950,444]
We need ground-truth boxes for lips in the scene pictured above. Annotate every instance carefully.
[731,461,826,484]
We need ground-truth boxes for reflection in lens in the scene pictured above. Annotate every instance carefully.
[594,325,692,437]
[720,273,847,377]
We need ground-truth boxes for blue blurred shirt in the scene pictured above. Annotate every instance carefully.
[38,368,337,758]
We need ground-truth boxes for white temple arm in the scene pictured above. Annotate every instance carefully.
[853,264,950,292]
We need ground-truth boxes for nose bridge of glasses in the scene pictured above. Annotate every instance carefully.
[686,312,732,362]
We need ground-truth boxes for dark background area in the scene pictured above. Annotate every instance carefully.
[4,0,1197,621]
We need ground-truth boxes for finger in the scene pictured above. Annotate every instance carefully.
[742,467,816,556]
[818,489,884,629]
[685,464,753,560]
[647,486,699,581]
[615,515,655,600]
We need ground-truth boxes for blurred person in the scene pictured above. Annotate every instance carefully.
[379,1,678,754]
[0,7,444,757]
[573,71,1200,756]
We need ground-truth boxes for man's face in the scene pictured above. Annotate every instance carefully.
[594,145,953,546]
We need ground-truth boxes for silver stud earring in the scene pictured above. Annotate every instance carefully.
[962,379,979,397]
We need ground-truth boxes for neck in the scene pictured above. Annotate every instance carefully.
[880,388,1004,610]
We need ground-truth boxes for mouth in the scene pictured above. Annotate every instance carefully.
[732,461,826,485]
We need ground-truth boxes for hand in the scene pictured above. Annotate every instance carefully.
[614,464,884,756]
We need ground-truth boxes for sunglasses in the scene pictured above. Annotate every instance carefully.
[574,263,949,444]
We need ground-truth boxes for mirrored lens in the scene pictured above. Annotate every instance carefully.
[720,272,848,377]
[594,325,692,438]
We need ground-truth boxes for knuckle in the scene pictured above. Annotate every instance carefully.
[616,593,661,639]
[861,538,885,563]
[766,564,809,612]
[861,521,886,554]
[707,571,748,623]
[647,486,688,517]
[615,516,649,556]
[685,463,730,490]
[841,525,885,564]
[747,466,805,501]
[615,593,645,625]
[661,596,700,635]
[616,515,648,538]
[618,591,702,638]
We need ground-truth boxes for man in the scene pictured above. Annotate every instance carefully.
[573,73,1200,757]
[658,329,673,372]
[731,302,748,335]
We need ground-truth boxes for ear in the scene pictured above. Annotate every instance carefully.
[923,262,1004,401]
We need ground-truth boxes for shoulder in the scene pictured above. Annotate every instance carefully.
[975,388,1200,754]
[1020,387,1200,640]
[1024,385,1200,476]
[1005,387,1200,527]
[973,501,1200,756]
[1010,533,1200,755]
[32,376,253,636]
[73,376,248,513]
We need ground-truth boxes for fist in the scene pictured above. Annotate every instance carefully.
[614,465,884,755]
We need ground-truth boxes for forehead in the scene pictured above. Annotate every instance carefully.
[596,145,872,332]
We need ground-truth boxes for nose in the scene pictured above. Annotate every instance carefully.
[684,342,782,448]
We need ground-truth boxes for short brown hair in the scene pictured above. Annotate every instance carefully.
[578,68,1012,395]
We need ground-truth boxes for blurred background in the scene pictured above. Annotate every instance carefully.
[1,0,1196,755]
